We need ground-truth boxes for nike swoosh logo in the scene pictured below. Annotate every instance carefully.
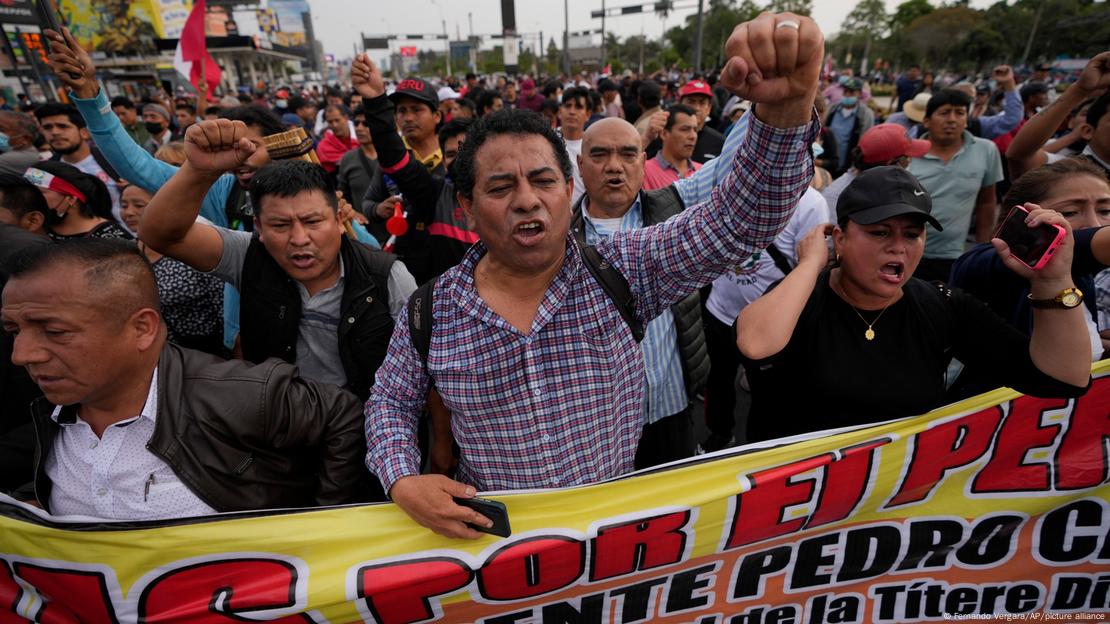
[913,190,926,196]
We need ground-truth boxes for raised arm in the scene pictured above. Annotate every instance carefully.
[141,120,257,271]
[975,67,1021,140]
[737,224,830,359]
[601,12,822,323]
[45,27,234,228]
[1006,53,1110,179]
[352,55,444,223]
[993,207,1092,386]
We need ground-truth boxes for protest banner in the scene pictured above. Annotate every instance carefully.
[2,361,1108,623]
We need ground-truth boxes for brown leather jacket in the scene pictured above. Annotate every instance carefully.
[30,342,379,514]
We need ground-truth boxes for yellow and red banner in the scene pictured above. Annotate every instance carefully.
[2,362,1108,623]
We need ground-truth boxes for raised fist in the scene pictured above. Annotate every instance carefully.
[351,53,386,100]
[718,12,824,106]
[992,65,1015,90]
[183,120,257,176]
[1076,52,1110,95]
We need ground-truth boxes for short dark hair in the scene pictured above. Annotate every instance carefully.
[638,80,662,109]
[1085,92,1110,129]
[34,102,85,128]
[7,238,160,319]
[453,109,572,200]
[664,104,697,130]
[475,90,502,116]
[249,160,338,214]
[204,106,222,117]
[323,103,349,119]
[561,86,590,108]
[541,99,560,116]
[220,105,284,136]
[352,105,368,119]
[456,98,476,115]
[438,117,473,149]
[1019,81,1050,103]
[466,72,477,81]
[288,96,310,112]
[177,103,196,115]
[110,96,136,110]
[925,88,972,119]
[541,80,562,98]
[0,174,48,217]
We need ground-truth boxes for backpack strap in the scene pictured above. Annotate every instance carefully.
[579,243,645,343]
[765,243,794,277]
[407,277,437,368]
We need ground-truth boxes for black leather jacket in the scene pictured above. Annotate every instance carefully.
[30,342,378,514]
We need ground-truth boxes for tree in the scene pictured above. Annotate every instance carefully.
[902,6,982,68]
[665,0,761,71]
[891,0,934,30]
[840,0,889,74]
[766,0,811,16]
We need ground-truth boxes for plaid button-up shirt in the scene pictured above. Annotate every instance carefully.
[365,112,818,493]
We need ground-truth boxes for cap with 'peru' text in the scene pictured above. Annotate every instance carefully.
[389,78,439,107]
[837,165,943,231]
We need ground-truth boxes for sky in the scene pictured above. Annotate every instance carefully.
[305,0,995,63]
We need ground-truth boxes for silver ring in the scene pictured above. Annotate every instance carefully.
[776,20,801,30]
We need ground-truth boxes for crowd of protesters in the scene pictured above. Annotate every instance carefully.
[0,14,1106,541]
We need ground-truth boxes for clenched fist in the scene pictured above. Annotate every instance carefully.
[351,53,387,100]
[184,120,258,177]
[718,12,824,125]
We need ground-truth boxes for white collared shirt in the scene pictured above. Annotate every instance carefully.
[44,368,218,520]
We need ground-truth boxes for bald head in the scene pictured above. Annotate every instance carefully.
[579,118,645,218]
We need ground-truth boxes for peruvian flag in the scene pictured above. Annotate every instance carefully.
[173,0,221,98]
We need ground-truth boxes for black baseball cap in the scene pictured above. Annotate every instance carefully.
[836,166,943,231]
[389,77,439,107]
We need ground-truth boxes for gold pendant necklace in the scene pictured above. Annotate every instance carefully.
[850,304,891,341]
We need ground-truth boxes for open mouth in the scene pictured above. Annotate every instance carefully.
[512,221,546,245]
[605,176,625,189]
[289,252,316,269]
[879,262,905,283]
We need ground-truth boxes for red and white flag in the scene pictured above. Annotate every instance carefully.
[173,0,221,98]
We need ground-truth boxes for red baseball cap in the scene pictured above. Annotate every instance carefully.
[857,124,930,165]
[679,80,712,98]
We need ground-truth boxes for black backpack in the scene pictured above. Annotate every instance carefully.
[407,243,644,366]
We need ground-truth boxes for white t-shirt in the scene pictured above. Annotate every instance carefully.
[706,186,831,325]
[565,138,584,207]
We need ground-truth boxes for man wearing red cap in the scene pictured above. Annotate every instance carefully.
[821,123,931,220]
[678,79,726,163]
[517,78,545,114]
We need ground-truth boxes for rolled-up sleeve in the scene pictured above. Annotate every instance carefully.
[603,111,819,324]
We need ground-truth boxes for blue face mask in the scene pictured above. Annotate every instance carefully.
[841,96,858,108]
[0,132,9,152]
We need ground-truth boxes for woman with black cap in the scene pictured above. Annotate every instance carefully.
[23,160,130,241]
[735,166,1092,442]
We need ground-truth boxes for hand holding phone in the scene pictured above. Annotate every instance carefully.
[453,497,511,538]
[993,205,1067,271]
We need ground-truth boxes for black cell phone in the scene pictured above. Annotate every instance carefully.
[34,0,64,38]
[993,206,1066,271]
[454,497,511,538]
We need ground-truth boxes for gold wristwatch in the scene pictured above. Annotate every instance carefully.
[1027,287,1083,310]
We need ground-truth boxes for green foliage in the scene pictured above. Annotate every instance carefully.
[664,0,762,70]
[766,0,812,16]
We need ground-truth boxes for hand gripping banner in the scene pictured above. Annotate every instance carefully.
[1,362,1108,623]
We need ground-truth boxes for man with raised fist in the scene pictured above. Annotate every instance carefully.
[139,119,416,406]
[362,12,825,539]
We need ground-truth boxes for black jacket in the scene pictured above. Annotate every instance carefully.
[571,186,710,403]
[30,342,379,513]
[239,235,396,400]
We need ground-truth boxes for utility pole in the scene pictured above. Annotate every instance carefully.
[443,19,452,77]
[563,0,571,75]
[600,0,606,71]
[1020,1,1045,66]
[693,0,704,73]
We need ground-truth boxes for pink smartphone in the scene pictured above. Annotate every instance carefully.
[993,206,1066,271]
